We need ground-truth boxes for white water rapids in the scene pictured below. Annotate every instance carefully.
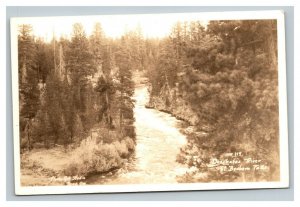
[87,81,189,184]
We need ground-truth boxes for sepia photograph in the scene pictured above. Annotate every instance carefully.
[10,10,289,195]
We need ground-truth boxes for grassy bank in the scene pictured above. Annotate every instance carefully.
[21,136,135,186]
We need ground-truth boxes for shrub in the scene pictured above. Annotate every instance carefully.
[64,136,135,177]
[113,141,129,158]
[124,136,135,151]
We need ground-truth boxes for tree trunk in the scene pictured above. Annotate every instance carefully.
[26,120,31,151]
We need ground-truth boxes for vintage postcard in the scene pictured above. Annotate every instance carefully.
[11,10,289,195]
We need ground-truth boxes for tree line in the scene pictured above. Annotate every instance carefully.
[18,23,144,150]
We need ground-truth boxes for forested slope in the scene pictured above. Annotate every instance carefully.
[146,20,280,182]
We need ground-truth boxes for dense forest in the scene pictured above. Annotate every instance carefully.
[18,19,279,185]
[19,23,141,180]
[145,20,279,182]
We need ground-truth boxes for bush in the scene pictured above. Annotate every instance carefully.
[64,136,135,177]
[124,136,135,151]
[113,141,129,158]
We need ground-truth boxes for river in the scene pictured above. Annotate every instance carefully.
[86,79,188,184]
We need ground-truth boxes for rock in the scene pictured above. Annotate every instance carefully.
[194,131,208,138]
[184,126,197,134]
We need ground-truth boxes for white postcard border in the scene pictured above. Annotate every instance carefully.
[10,10,289,195]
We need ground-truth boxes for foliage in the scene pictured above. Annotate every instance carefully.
[147,20,279,182]
[19,22,136,152]
[64,136,134,176]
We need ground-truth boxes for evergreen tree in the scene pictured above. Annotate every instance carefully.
[66,23,96,130]
[18,24,40,120]
[18,24,40,150]
[176,20,279,181]
[114,37,135,137]
[35,38,53,83]
[90,22,105,75]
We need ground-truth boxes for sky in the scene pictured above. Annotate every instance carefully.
[13,13,209,41]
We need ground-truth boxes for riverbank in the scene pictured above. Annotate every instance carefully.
[145,92,214,183]
[20,135,135,186]
[145,95,199,126]
[21,146,72,186]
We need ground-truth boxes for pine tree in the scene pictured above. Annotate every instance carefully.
[18,24,40,120]
[176,20,280,181]
[114,37,135,137]
[44,72,63,145]
[35,38,53,83]
[18,24,40,150]
[90,22,105,75]
[66,23,96,130]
